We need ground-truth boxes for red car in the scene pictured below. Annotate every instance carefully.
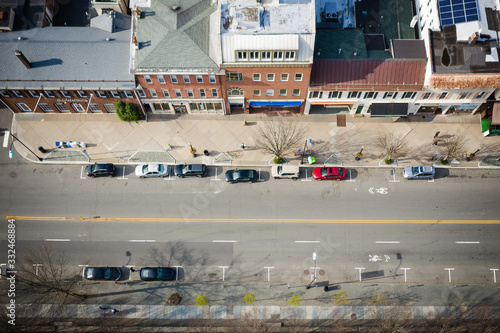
[312,167,346,180]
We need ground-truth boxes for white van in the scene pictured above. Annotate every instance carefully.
[271,165,300,180]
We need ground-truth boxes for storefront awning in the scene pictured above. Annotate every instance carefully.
[492,103,500,125]
[249,101,302,107]
[371,103,408,117]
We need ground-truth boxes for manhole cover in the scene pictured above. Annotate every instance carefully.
[10,172,17,178]
[304,270,310,275]
[319,269,325,276]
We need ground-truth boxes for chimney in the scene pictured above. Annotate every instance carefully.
[15,50,31,69]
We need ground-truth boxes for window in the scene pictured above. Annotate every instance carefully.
[124,91,134,98]
[174,89,182,98]
[39,103,53,112]
[170,75,178,84]
[61,90,73,98]
[0,90,10,97]
[186,89,194,97]
[88,103,101,113]
[199,89,206,97]
[44,91,56,98]
[475,92,486,99]
[348,91,360,98]
[438,92,448,99]
[294,73,303,81]
[261,51,271,60]
[144,75,152,84]
[209,75,216,83]
[16,102,31,112]
[421,92,431,99]
[137,89,146,98]
[77,91,89,98]
[402,91,416,99]
[71,103,85,112]
[13,90,25,98]
[253,73,261,81]
[183,75,191,84]
[162,89,170,97]
[284,51,295,60]
[196,75,203,83]
[226,72,243,81]
[281,73,289,81]
[157,75,165,84]
[292,89,300,96]
[458,92,469,99]
[95,91,107,98]
[328,91,342,98]
[237,51,248,61]
[273,51,283,61]
[266,89,274,96]
[309,91,323,98]
[228,88,243,96]
[383,92,398,99]
[267,73,275,81]
[253,89,260,96]
[211,89,218,97]
[104,103,116,112]
[55,103,70,113]
[364,92,378,99]
[110,91,121,98]
[249,51,259,61]
[28,90,40,98]
[279,89,287,96]
[149,89,158,98]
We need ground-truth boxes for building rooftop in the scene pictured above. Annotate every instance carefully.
[220,0,312,34]
[131,0,220,73]
[90,10,131,33]
[0,27,134,90]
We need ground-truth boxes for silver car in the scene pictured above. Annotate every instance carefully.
[403,166,435,180]
[271,164,300,180]
[135,163,169,178]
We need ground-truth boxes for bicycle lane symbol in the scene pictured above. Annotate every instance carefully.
[368,187,388,194]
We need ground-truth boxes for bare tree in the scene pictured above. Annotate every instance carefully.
[376,131,407,162]
[254,117,306,160]
[443,131,468,161]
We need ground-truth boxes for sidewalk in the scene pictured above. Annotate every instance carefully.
[10,113,500,168]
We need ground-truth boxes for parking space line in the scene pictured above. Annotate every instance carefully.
[80,166,86,179]
[211,167,221,181]
[375,241,400,244]
[295,240,320,243]
[455,241,480,244]
[3,131,9,147]
[213,240,237,243]
[389,169,400,183]
[44,239,70,242]
[301,168,312,181]
[347,168,355,182]
[128,240,155,242]
[119,166,128,180]
[258,168,264,181]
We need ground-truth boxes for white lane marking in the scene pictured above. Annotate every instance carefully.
[389,169,400,183]
[295,240,320,243]
[301,168,312,182]
[44,239,70,242]
[128,240,155,243]
[211,167,220,181]
[80,166,86,179]
[258,168,264,181]
[347,168,355,182]
[119,166,128,180]
[165,167,175,180]
[375,241,401,244]
[3,131,9,147]
[455,241,480,244]
[213,240,238,243]
[78,264,89,267]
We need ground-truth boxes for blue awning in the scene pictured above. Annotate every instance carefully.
[249,101,302,107]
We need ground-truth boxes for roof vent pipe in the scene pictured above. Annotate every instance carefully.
[15,50,31,69]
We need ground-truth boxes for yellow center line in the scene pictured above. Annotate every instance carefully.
[6,216,500,224]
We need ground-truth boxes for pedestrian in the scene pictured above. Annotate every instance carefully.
[114,280,121,286]
[130,267,136,272]
[112,309,119,314]
[99,306,107,310]
[241,142,245,150]
[101,311,106,316]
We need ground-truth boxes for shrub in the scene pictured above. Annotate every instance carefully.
[274,157,283,164]
[244,293,256,304]
[334,290,348,305]
[384,156,392,164]
[116,101,141,121]
[195,295,208,308]
[289,294,301,307]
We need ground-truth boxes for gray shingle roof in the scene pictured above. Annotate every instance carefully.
[0,27,135,90]
[132,0,219,72]
[91,11,132,33]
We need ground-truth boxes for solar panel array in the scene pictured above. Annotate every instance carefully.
[438,0,480,26]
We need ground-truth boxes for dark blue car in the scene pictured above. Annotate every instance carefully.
[140,267,176,281]
[225,169,258,183]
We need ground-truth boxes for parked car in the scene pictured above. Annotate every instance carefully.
[83,267,122,281]
[271,165,300,180]
[225,169,258,183]
[135,163,169,178]
[403,166,435,180]
[139,267,176,281]
[85,163,116,177]
[174,164,207,178]
[312,167,346,180]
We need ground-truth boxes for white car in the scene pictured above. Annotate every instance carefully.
[271,164,300,180]
[135,164,169,178]
[403,166,435,180]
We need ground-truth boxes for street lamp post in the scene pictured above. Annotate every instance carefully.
[307,252,318,289]
[9,132,42,161]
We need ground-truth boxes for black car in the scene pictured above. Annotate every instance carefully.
[139,267,176,281]
[85,163,116,177]
[83,267,122,281]
[174,164,207,178]
[225,169,258,183]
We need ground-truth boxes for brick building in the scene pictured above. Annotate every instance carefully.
[0,26,137,115]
